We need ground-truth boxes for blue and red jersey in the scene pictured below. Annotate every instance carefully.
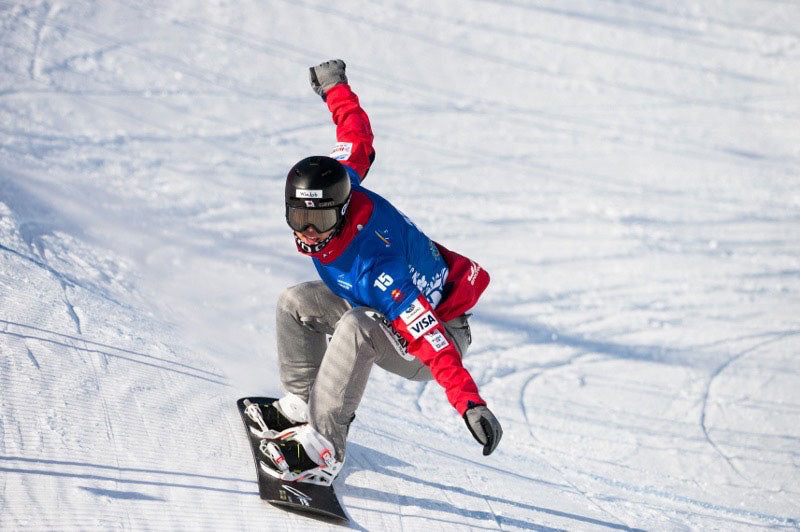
[297,84,490,414]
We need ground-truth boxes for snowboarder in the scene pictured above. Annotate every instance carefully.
[262,59,502,485]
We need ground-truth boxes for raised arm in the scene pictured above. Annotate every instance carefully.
[309,60,375,181]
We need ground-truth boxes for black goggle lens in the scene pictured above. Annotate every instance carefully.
[286,206,339,233]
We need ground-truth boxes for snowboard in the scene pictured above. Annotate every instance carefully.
[236,397,348,523]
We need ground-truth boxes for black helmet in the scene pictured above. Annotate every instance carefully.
[285,156,351,233]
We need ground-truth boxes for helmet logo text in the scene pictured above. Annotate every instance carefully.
[296,189,323,198]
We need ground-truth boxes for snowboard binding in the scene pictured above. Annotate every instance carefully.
[258,425,343,486]
[243,394,307,439]
[243,396,342,486]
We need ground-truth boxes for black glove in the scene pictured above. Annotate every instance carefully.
[463,403,502,456]
[309,59,348,100]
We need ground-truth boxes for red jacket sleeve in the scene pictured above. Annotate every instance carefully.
[390,295,485,414]
[324,84,375,181]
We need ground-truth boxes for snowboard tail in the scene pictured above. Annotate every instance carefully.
[236,397,347,523]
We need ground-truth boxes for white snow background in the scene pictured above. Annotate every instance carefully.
[2,1,799,530]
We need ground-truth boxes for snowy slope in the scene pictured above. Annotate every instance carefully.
[2,0,800,529]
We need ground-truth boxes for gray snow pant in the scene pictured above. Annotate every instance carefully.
[276,280,472,460]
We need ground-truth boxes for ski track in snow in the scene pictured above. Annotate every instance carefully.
[2,0,800,529]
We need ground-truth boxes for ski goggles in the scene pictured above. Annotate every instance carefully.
[286,205,340,233]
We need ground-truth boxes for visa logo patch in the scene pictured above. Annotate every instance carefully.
[408,311,438,339]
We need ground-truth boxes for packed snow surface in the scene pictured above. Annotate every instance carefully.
[2,1,799,529]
